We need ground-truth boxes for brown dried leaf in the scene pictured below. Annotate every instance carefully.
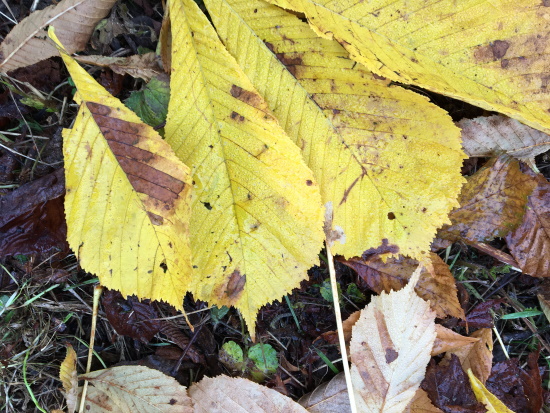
[458,115,550,164]
[59,345,78,413]
[74,53,163,81]
[340,253,464,319]
[102,290,161,343]
[506,169,550,277]
[0,0,117,73]
[537,279,550,322]
[432,325,479,357]
[445,329,493,385]
[189,375,308,412]
[406,389,443,413]
[460,299,505,329]
[298,372,350,413]
[439,156,537,243]
[351,267,437,412]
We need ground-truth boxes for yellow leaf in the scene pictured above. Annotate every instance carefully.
[266,0,550,135]
[467,369,516,413]
[164,0,324,338]
[350,266,437,412]
[202,0,465,259]
[49,27,193,309]
[59,345,78,413]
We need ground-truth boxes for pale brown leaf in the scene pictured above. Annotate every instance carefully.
[59,345,78,413]
[351,267,437,413]
[432,325,479,357]
[439,156,537,243]
[406,389,443,413]
[78,366,193,412]
[298,372,350,413]
[189,375,308,413]
[459,115,550,164]
[74,53,162,81]
[341,253,464,319]
[0,0,116,73]
[445,328,493,385]
[506,169,550,277]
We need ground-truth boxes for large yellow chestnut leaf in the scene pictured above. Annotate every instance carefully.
[266,0,550,135]
[50,28,193,309]
[203,0,465,259]
[164,0,324,337]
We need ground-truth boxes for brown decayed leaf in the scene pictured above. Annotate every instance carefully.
[74,53,163,81]
[0,0,117,73]
[351,267,437,412]
[59,345,78,413]
[298,372,350,413]
[432,325,479,357]
[340,253,464,319]
[0,168,68,257]
[506,169,550,277]
[538,279,550,322]
[460,299,505,329]
[485,354,542,413]
[458,115,550,164]
[406,389,443,413]
[78,366,193,412]
[102,290,161,343]
[421,355,485,413]
[189,375,308,412]
[445,329,493,385]
[439,156,537,243]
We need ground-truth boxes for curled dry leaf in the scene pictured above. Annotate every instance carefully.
[458,115,550,165]
[506,168,550,277]
[189,375,308,413]
[537,279,550,322]
[431,325,479,357]
[350,266,437,413]
[298,372,350,413]
[340,252,464,319]
[59,345,78,413]
[445,328,493,385]
[74,53,163,81]
[439,156,537,243]
[0,0,117,73]
[78,366,193,412]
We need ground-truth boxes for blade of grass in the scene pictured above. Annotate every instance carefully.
[284,295,301,333]
[23,350,47,413]
[314,348,339,374]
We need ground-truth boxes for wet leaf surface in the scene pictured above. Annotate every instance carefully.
[0,168,68,257]
[460,299,505,329]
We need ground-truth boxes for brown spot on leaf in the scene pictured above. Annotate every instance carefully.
[362,239,399,259]
[169,399,177,405]
[230,85,263,107]
[147,211,164,226]
[306,180,313,186]
[385,348,399,363]
[230,111,245,122]
[501,59,509,68]
[215,269,246,303]
[490,40,510,60]
[275,53,303,77]
[387,212,396,220]
[543,0,550,6]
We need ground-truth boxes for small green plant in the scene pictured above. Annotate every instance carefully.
[219,341,278,382]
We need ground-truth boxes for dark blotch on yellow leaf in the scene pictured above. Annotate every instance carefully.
[490,40,510,60]
[362,238,399,259]
[216,269,246,303]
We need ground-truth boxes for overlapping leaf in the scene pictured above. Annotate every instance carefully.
[50,29,193,309]
[446,329,493,385]
[467,370,516,413]
[0,0,116,73]
[164,0,324,338]
[203,0,465,260]
[267,0,550,136]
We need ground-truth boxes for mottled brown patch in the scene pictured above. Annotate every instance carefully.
[543,0,550,6]
[216,269,246,302]
[230,111,245,122]
[87,102,186,209]
[230,85,263,107]
[490,40,510,60]
[275,53,303,77]
[264,41,276,53]
[362,239,399,259]
[501,59,510,68]
[147,211,164,226]
[385,348,399,363]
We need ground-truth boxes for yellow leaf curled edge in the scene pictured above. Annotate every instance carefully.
[467,369,516,413]
[49,27,193,310]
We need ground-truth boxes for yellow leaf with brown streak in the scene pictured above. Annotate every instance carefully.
[203,0,465,260]
[49,28,193,310]
[266,0,550,136]
[164,0,324,339]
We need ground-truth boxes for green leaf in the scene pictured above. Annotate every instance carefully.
[125,76,170,128]
[247,343,278,382]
